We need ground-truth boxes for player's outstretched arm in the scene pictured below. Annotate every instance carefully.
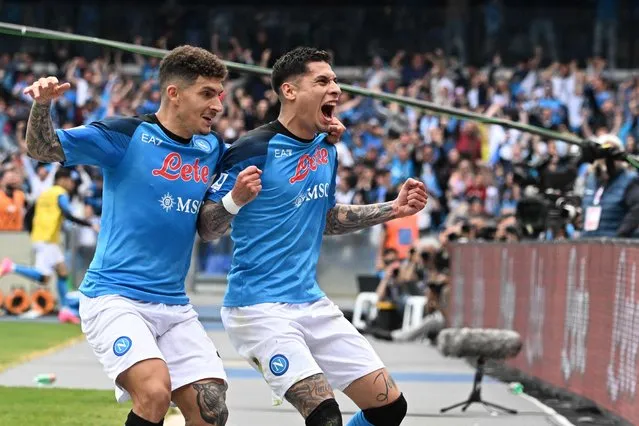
[197,166,263,241]
[324,178,427,235]
[324,201,396,235]
[23,77,71,163]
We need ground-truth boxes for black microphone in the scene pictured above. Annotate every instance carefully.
[437,328,523,360]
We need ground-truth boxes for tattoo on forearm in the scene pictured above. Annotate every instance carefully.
[324,202,396,235]
[26,102,65,163]
[192,381,229,425]
[373,371,396,403]
[285,374,335,418]
[197,200,234,241]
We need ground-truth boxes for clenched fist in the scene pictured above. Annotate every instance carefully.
[392,178,428,218]
[326,117,346,144]
[23,76,71,105]
[230,166,262,207]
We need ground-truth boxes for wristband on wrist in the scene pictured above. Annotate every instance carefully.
[222,192,241,215]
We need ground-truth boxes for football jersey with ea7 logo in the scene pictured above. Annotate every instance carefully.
[56,114,225,305]
[206,120,338,307]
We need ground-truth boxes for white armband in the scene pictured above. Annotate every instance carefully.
[222,192,241,215]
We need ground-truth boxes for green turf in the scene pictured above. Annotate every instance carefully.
[0,386,131,425]
[0,321,82,370]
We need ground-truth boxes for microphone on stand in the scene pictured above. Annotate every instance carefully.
[437,328,523,416]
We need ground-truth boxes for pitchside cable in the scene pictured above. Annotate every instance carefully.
[3,21,639,169]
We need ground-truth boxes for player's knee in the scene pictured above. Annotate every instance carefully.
[305,398,342,426]
[131,379,172,419]
[362,393,407,426]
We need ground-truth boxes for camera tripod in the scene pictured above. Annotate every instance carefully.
[440,357,518,415]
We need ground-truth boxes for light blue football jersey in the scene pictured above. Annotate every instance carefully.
[57,114,225,305]
[206,120,338,307]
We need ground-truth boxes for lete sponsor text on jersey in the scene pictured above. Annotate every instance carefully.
[152,152,210,184]
[289,147,329,184]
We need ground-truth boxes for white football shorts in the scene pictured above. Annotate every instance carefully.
[221,297,384,405]
[79,294,227,403]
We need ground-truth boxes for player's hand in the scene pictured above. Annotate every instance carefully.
[230,165,262,207]
[92,223,101,234]
[326,117,345,144]
[392,178,428,218]
[23,77,71,105]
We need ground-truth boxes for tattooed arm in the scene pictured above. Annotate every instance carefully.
[25,102,65,163]
[198,165,263,241]
[324,178,428,236]
[324,202,397,235]
[22,76,71,163]
[197,200,234,241]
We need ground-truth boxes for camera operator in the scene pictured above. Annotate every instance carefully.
[580,134,639,238]
[370,250,409,333]
[372,245,451,344]
[397,247,428,292]
[512,137,584,239]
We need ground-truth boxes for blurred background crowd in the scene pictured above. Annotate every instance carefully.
[1,0,638,337]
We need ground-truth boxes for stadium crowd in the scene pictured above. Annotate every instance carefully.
[1,2,638,335]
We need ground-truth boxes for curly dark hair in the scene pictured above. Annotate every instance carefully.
[271,47,332,95]
[159,45,227,91]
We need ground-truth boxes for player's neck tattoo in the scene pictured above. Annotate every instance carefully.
[26,102,65,163]
[324,202,396,235]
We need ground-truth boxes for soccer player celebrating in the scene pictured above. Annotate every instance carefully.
[20,46,259,426]
[198,47,427,426]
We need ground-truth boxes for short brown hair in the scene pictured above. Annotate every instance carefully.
[159,45,227,92]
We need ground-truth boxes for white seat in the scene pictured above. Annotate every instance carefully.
[402,296,427,332]
[352,292,378,330]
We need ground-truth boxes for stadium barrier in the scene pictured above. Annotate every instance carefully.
[0,231,33,295]
[450,240,639,424]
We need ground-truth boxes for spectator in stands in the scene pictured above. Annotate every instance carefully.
[376,190,420,266]
[3,3,639,303]
[372,251,406,332]
[581,134,639,238]
[0,166,25,231]
[372,244,449,344]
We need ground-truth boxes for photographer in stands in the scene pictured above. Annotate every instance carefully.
[371,250,407,332]
[580,134,639,238]
[373,244,450,344]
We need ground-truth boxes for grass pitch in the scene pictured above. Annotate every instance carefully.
[0,321,83,371]
[0,321,132,425]
[0,386,132,425]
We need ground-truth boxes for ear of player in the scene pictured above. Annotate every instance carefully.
[22,76,71,104]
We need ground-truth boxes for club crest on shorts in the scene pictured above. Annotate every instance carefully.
[113,336,132,357]
[269,354,289,376]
